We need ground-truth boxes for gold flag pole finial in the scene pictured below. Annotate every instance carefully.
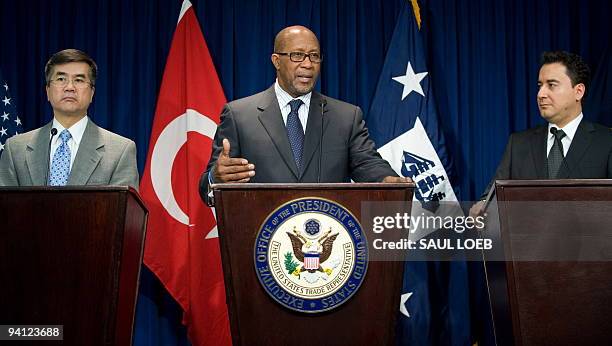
[410,0,422,29]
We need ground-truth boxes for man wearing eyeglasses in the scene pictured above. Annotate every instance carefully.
[200,25,408,204]
[0,49,138,189]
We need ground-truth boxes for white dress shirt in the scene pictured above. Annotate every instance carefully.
[547,113,583,157]
[49,116,89,171]
[274,80,311,133]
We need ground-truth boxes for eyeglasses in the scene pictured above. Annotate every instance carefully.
[275,51,323,63]
[49,76,92,88]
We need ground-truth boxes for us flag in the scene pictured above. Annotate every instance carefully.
[0,69,23,153]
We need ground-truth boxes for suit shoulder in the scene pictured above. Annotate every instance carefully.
[320,94,360,112]
[318,94,362,125]
[588,121,612,136]
[225,89,271,114]
[4,126,47,147]
[510,125,547,140]
[94,125,135,146]
[583,121,612,149]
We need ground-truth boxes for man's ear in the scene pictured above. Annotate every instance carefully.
[271,54,280,70]
[575,83,585,102]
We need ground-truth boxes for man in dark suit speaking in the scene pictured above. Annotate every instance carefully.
[200,25,408,203]
[472,51,612,212]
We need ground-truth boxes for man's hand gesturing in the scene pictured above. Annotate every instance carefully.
[213,138,255,183]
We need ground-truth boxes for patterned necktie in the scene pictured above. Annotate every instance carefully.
[286,99,305,170]
[547,127,566,179]
[49,129,72,186]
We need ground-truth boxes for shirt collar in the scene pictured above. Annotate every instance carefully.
[51,115,89,146]
[274,79,312,108]
[548,113,583,141]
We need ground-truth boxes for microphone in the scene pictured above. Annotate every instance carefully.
[317,98,327,183]
[45,128,58,186]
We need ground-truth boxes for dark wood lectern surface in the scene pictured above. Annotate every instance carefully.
[213,183,413,346]
[485,180,612,346]
[0,187,148,346]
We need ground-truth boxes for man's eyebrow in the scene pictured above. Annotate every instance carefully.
[53,71,87,78]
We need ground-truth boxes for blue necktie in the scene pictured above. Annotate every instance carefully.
[286,99,305,171]
[49,129,72,186]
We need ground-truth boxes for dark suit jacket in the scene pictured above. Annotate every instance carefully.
[482,120,612,198]
[199,86,396,201]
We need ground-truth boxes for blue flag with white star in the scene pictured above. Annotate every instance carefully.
[365,2,471,344]
[0,68,23,153]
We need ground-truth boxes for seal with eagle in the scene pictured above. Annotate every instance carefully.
[286,226,338,273]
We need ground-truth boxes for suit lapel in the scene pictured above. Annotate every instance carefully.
[558,120,593,179]
[531,126,548,179]
[68,120,103,185]
[25,122,53,185]
[301,92,329,178]
[257,87,300,179]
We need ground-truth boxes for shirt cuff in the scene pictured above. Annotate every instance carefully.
[207,170,214,199]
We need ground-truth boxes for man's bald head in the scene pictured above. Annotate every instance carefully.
[271,25,321,98]
[274,26,319,53]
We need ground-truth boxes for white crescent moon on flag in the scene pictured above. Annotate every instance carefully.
[151,109,218,238]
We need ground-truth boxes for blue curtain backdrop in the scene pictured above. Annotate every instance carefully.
[1,0,610,345]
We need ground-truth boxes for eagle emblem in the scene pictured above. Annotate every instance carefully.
[285,220,339,279]
[254,197,368,313]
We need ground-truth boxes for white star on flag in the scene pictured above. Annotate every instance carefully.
[400,292,413,317]
[0,74,23,153]
[392,61,428,100]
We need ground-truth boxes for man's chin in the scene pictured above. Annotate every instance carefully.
[55,109,85,117]
[539,111,554,121]
[294,85,314,96]
[58,108,79,115]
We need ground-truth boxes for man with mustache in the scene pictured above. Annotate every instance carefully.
[0,49,138,189]
[200,25,408,203]
[471,51,612,214]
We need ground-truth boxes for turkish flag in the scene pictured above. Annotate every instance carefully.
[139,0,230,345]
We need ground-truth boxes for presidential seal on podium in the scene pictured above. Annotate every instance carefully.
[254,197,368,313]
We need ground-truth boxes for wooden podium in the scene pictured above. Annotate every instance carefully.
[213,183,413,346]
[483,180,612,345]
[0,187,148,346]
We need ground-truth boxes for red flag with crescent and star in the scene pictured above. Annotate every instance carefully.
[139,0,230,345]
